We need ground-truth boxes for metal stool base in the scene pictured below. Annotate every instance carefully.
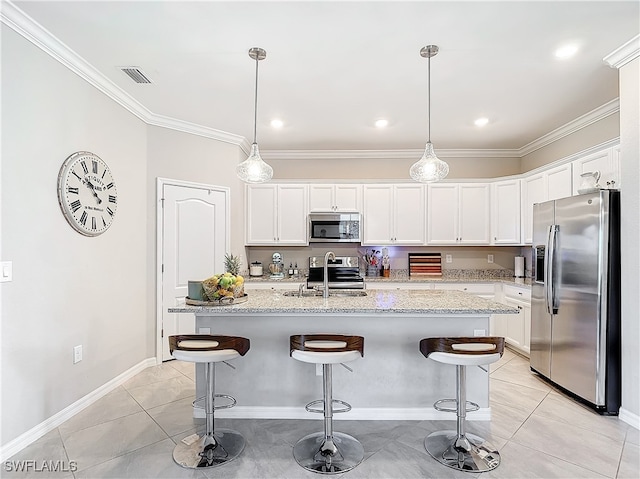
[425,430,500,473]
[173,428,245,469]
[293,431,364,474]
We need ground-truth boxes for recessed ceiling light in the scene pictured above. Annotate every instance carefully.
[375,119,389,128]
[555,44,578,59]
[474,117,489,127]
[270,119,284,128]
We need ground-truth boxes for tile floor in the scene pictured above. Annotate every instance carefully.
[5,348,639,478]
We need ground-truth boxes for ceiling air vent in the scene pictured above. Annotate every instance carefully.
[120,67,152,84]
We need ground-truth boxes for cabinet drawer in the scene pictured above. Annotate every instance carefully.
[503,284,531,302]
[433,283,495,295]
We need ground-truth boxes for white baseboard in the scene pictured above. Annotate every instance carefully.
[0,357,157,462]
[619,407,640,430]
[194,406,492,421]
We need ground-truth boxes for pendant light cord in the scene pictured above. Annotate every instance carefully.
[253,56,259,144]
[427,54,431,143]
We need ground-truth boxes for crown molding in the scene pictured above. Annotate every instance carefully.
[517,98,620,157]
[1,0,623,161]
[1,1,247,148]
[604,34,640,69]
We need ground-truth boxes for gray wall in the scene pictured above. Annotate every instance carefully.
[1,27,148,444]
[619,57,639,422]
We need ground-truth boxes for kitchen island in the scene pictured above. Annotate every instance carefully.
[168,288,517,421]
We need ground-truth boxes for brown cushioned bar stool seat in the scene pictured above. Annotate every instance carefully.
[290,334,365,474]
[420,336,505,473]
[169,334,250,469]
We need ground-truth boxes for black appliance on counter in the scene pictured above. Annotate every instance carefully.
[306,256,364,289]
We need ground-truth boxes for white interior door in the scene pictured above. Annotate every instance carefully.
[160,181,229,361]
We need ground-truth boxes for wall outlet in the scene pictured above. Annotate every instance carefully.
[198,327,211,334]
[445,254,452,264]
[474,329,486,337]
[73,345,83,364]
[487,254,494,264]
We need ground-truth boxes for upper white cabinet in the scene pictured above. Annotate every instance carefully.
[545,163,573,201]
[362,184,425,245]
[491,179,521,245]
[309,184,362,212]
[572,147,621,194]
[427,183,490,245]
[245,184,308,245]
[521,163,572,244]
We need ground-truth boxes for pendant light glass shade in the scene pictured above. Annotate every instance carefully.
[237,142,273,183]
[410,45,449,183]
[409,141,449,182]
[237,47,273,183]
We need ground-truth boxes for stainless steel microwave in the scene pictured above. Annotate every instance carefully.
[308,212,361,243]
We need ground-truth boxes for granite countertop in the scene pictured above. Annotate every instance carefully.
[244,271,532,287]
[169,288,518,315]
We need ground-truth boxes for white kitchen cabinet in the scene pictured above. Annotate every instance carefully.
[545,163,572,201]
[491,179,521,245]
[499,284,531,356]
[309,184,362,212]
[362,184,425,245]
[572,147,620,193]
[245,184,308,245]
[432,282,495,299]
[427,183,490,245]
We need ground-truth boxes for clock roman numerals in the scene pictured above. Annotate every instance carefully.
[59,152,117,236]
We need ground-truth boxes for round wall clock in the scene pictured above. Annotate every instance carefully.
[57,151,118,236]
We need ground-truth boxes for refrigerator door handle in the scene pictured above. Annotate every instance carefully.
[547,225,559,314]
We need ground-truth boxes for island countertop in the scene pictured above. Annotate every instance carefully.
[168,288,518,315]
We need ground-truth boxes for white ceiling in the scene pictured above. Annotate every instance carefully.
[9,1,640,156]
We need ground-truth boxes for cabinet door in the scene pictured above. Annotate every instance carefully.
[393,184,425,244]
[521,173,545,244]
[362,185,394,244]
[492,179,521,244]
[546,163,572,201]
[277,185,308,245]
[245,185,277,244]
[427,184,458,244]
[459,184,490,244]
[334,184,362,211]
[504,298,525,349]
[308,185,334,212]
[572,148,619,193]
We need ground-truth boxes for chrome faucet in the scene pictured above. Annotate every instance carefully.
[323,251,336,298]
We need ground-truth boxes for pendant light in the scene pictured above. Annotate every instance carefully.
[410,45,449,183]
[237,47,274,183]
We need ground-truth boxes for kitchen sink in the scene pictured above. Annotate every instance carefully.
[283,289,367,298]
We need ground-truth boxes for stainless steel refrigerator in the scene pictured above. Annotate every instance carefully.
[530,190,620,415]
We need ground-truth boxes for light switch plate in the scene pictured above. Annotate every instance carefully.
[1,261,12,282]
[487,254,494,264]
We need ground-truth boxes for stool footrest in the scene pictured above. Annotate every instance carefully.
[433,398,479,413]
[305,399,352,414]
[192,394,237,411]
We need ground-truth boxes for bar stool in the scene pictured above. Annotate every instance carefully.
[420,336,505,472]
[169,334,250,469]
[290,334,365,474]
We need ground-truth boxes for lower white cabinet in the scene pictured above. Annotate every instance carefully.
[495,284,531,357]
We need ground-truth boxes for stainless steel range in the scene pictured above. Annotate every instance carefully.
[307,256,364,290]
